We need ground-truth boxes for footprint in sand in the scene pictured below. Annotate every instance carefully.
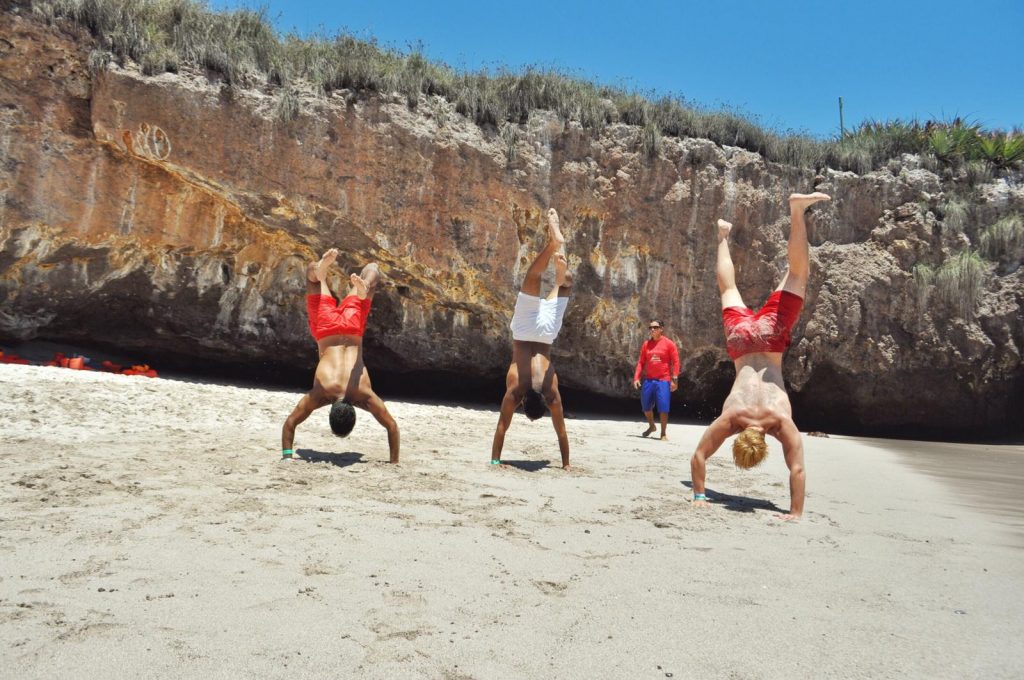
[532,580,568,596]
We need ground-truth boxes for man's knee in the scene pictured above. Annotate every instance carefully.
[360,262,381,291]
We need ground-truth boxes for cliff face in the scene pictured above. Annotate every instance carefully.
[1,12,1022,435]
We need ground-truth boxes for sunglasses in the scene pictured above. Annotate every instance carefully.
[648,326,662,330]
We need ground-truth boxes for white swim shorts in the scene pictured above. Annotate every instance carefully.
[510,292,569,344]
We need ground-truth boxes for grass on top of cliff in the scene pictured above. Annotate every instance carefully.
[29,0,1024,175]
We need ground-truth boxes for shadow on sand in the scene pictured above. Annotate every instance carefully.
[497,460,551,472]
[296,449,365,468]
[681,481,785,514]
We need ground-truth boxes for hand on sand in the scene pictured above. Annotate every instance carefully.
[350,272,369,299]
[547,208,565,246]
[316,248,339,282]
[789,192,831,212]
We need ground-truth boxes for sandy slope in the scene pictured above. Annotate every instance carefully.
[1,364,1022,679]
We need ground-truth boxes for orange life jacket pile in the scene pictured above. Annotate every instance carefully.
[0,350,30,365]
[0,350,158,378]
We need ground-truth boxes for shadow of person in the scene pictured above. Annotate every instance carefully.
[296,449,365,468]
[499,460,551,472]
[681,481,785,514]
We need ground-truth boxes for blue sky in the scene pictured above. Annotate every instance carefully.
[210,0,1023,138]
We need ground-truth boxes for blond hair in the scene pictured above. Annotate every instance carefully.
[733,428,768,469]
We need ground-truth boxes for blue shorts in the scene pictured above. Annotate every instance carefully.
[640,379,671,414]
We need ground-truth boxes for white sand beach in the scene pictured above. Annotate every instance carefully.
[1,363,1022,679]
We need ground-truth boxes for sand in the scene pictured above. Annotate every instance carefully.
[1,363,1022,679]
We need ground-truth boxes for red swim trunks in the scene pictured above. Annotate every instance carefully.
[722,290,803,360]
[306,294,372,340]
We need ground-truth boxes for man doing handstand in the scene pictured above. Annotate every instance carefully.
[281,248,400,463]
[490,209,573,471]
[690,193,830,519]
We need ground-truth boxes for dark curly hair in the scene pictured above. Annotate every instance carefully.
[522,389,548,420]
[329,400,356,437]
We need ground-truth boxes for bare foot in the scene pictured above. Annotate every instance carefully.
[641,426,656,438]
[349,273,368,299]
[789,192,831,212]
[775,513,802,521]
[316,248,339,282]
[692,499,710,509]
[717,219,732,242]
[547,208,565,246]
[660,434,668,441]
[562,464,571,472]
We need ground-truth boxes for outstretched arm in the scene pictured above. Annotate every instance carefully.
[669,340,680,393]
[362,392,400,464]
[490,389,520,463]
[547,393,571,471]
[282,392,322,453]
[690,414,734,507]
[776,419,806,520]
[633,343,647,388]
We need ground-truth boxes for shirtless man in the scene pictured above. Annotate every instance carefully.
[281,249,400,463]
[490,209,573,471]
[690,193,830,519]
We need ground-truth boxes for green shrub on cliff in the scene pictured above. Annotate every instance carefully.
[30,0,1024,177]
[272,87,299,124]
[934,250,985,319]
[940,197,969,232]
[979,215,1024,267]
[912,263,935,310]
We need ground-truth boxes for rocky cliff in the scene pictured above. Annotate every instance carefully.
[1,10,1022,435]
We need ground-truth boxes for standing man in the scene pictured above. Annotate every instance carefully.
[281,248,400,463]
[632,320,680,440]
[490,209,573,471]
[690,192,830,520]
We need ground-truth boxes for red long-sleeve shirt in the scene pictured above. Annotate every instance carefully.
[633,336,680,382]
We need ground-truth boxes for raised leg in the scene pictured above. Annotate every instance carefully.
[776,193,830,297]
[313,248,339,298]
[716,220,745,309]
[348,262,381,300]
[546,253,573,301]
[521,208,565,297]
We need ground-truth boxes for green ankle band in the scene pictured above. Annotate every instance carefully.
[282,449,294,458]
[489,459,502,465]
[693,493,708,501]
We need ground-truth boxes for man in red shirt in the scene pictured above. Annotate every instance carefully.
[632,320,680,440]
